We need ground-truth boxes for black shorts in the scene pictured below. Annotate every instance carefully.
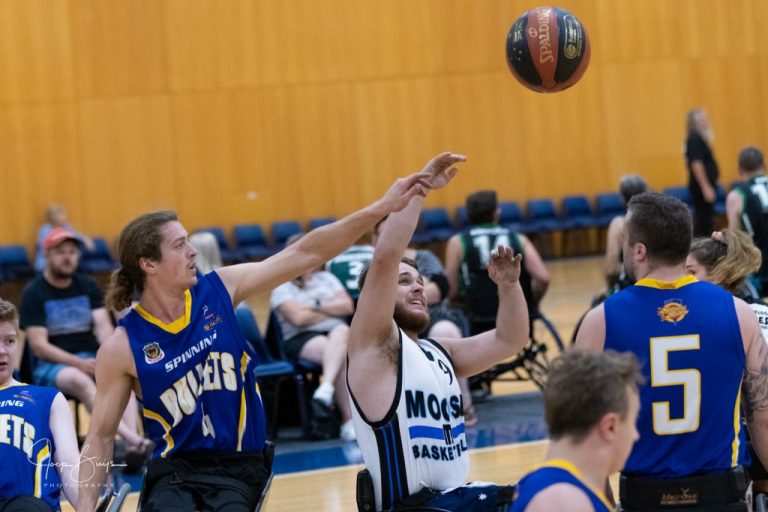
[0,496,54,512]
[284,330,326,362]
[141,449,271,512]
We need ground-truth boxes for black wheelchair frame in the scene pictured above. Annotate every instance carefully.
[469,311,565,392]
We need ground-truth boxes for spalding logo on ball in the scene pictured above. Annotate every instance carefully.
[506,6,590,93]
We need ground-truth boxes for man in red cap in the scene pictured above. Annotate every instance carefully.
[19,227,152,462]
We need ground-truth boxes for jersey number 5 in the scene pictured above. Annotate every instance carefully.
[650,335,701,435]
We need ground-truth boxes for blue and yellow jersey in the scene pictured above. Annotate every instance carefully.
[509,459,613,512]
[0,383,61,511]
[604,276,745,477]
[120,272,266,458]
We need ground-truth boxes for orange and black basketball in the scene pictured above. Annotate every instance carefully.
[505,6,590,93]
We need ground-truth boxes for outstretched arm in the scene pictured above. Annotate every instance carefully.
[218,171,433,305]
[77,329,135,512]
[438,246,529,377]
[348,153,465,421]
[50,392,80,507]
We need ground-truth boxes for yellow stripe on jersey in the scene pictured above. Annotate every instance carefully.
[143,407,175,457]
[732,383,742,467]
[529,459,615,512]
[0,382,26,390]
[635,275,698,290]
[34,444,50,498]
[237,351,252,451]
[135,290,192,334]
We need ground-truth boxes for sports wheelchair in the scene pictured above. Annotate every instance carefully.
[469,310,565,393]
[99,442,274,511]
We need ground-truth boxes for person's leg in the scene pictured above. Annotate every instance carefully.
[429,319,476,426]
[54,366,96,408]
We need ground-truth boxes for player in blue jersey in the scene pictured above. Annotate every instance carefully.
[348,154,528,511]
[576,192,768,511]
[509,350,642,512]
[76,156,453,511]
[0,299,79,512]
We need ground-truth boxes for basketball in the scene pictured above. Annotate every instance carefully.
[505,6,591,93]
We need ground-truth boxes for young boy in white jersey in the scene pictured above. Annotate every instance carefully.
[348,153,530,511]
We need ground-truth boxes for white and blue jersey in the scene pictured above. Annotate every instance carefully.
[0,383,61,511]
[121,272,266,458]
[349,329,468,511]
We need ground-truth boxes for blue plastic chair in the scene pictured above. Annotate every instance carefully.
[271,221,303,251]
[663,186,693,208]
[0,245,35,282]
[499,201,524,233]
[525,199,566,233]
[308,217,337,231]
[234,224,275,260]
[79,237,118,273]
[412,207,454,244]
[197,226,244,263]
[595,192,626,227]
[561,195,600,229]
[714,184,727,216]
[235,305,311,439]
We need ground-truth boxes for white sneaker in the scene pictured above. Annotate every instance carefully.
[340,420,357,442]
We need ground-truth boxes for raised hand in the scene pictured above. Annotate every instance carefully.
[487,245,522,286]
[421,152,467,190]
[375,171,433,214]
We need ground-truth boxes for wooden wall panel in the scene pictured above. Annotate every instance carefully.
[0,102,80,244]
[0,0,766,253]
[69,0,168,97]
[0,0,74,103]
[77,96,176,237]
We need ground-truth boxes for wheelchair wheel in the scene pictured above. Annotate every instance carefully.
[531,313,565,353]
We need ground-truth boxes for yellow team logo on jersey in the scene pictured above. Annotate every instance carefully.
[657,300,688,324]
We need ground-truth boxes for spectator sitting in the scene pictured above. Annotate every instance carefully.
[20,227,151,463]
[190,231,223,276]
[34,204,94,273]
[270,233,356,441]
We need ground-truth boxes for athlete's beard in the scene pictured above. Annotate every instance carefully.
[393,302,430,335]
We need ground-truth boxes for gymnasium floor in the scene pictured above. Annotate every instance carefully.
[62,255,605,511]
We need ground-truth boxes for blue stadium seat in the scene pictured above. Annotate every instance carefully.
[235,305,311,439]
[271,221,303,251]
[455,206,468,230]
[714,184,727,216]
[234,224,275,261]
[79,237,118,273]
[595,192,625,227]
[412,207,454,244]
[197,226,244,263]
[0,245,35,282]
[498,201,524,233]
[308,217,337,231]
[663,186,693,208]
[561,195,600,229]
[524,199,566,233]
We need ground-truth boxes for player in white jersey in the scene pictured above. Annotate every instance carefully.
[348,153,530,511]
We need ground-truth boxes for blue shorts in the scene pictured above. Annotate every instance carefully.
[400,482,516,511]
[33,351,96,387]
